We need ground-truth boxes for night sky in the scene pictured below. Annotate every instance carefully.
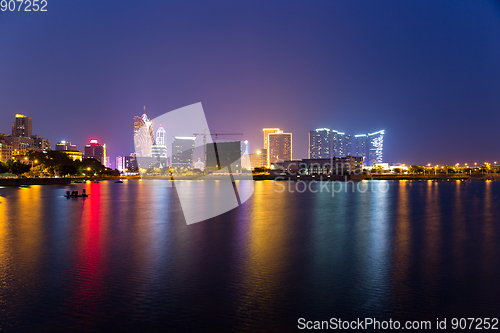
[1,0,499,166]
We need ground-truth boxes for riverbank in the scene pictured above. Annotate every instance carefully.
[2,173,499,186]
[0,178,71,186]
[371,174,500,181]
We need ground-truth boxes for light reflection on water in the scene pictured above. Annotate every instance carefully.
[0,180,499,331]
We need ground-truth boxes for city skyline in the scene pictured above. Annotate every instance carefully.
[2,2,500,166]
[1,2,500,331]
[3,109,500,169]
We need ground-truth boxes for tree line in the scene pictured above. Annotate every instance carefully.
[0,150,119,177]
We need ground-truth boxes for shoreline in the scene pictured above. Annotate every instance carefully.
[1,174,499,186]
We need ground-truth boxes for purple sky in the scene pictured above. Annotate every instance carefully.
[1,1,500,166]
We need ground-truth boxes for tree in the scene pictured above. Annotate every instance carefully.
[27,164,48,178]
[9,160,30,176]
[57,164,77,177]
[408,165,423,174]
[442,165,454,174]
[0,161,8,174]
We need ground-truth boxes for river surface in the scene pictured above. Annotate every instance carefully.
[0,180,499,332]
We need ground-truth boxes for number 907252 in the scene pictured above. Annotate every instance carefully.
[1,0,47,11]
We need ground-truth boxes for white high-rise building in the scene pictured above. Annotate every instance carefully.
[156,126,166,145]
[354,130,385,166]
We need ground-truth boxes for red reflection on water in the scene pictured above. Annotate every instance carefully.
[68,182,107,329]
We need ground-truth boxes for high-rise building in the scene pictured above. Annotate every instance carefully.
[354,130,385,166]
[84,139,107,166]
[309,128,332,159]
[367,130,385,166]
[116,154,140,173]
[116,156,124,172]
[205,141,242,174]
[0,140,13,162]
[355,134,368,160]
[310,128,351,159]
[156,125,166,145]
[12,114,32,137]
[171,137,195,169]
[152,144,168,168]
[7,114,50,154]
[332,131,351,157]
[268,132,292,164]
[133,107,155,157]
[150,125,168,168]
[56,141,78,151]
[125,154,139,172]
[263,128,281,167]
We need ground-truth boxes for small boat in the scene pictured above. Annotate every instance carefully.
[73,180,83,183]
[115,180,123,183]
[64,189,89,198]
[93,180,99,183]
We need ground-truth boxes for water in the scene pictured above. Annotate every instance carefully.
[0,180,500,332]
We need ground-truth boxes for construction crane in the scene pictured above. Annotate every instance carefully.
[192,130,243,165]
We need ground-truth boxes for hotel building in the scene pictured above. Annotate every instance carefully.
[133,107,155,157]
[262,128,281,167]
[84,139,107,166]
[268,132,292,164]
[309,128,351,159]
[309,128,332,159]
[354,130,385,166]
[332,131,351,157]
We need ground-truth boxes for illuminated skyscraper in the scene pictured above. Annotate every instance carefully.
[151,125,168,167]
[156,125,166,145]
[133,107,155,157]
[262,128,281,167]
[268,132,292,164]
[310,128,351,158]
[367,130,385,165]
[355,134,368,159]
[309,128,332,159]
[332,131,351,157]
[84,139,107,166]
[12,114,32,137]
[354,130,385,165]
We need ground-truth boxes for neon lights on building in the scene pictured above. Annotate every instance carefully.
[134,106,155,157]
[156,126,166,146]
